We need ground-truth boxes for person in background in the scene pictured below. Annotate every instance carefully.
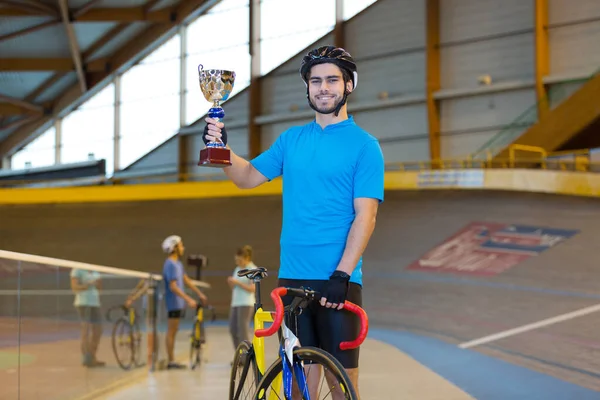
[161,235,208,369]
[70,268,105,367]
[227,245,256,350]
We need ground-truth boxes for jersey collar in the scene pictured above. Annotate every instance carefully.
[312,115,355,133]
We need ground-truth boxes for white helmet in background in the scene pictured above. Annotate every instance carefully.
[162,235,182,254]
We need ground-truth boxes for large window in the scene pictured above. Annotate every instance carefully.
[260,0,336,75]
[119,35,181,168]
[10,126,55,170]
[185,0,250,125]
[344,0,377,20]
[61,83,115,174]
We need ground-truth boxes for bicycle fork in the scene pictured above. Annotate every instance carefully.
[281,324,310,400]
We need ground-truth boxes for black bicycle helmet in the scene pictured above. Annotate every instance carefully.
[299,46,358,116]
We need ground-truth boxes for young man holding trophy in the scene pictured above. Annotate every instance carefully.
[203,46,384,395]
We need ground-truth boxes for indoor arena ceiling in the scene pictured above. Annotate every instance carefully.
[0,0,219,156]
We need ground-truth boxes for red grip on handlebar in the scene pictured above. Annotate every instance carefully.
[254,287,288,338]
[339,301,369,350]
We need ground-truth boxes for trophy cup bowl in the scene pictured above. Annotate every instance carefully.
[197,64,236,168]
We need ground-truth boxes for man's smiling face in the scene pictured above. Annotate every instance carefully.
[308,63,352,114]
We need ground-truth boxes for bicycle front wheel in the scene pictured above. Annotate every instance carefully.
[229,340,259,400]
[112,318,134,370]
[256,346,358,400]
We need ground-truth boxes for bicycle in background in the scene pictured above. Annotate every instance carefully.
[228,267,368,400]
[106,305,143,370]
[189,301,217,370]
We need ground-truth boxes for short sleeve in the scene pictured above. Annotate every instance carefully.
[164,260,177,283]
[250,133,285,181]
[353,139,385,203]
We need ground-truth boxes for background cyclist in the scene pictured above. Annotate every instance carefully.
[161,234,208,370]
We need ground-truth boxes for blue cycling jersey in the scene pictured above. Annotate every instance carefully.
[250,116,385,285]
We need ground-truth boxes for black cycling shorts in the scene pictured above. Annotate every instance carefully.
[277,278,363,369]
[168,309,185,319]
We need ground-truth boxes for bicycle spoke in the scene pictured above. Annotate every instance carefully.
[317,369,327,398]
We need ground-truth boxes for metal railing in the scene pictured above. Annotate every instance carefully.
[1,145,599,189]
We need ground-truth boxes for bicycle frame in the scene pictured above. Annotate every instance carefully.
[251,278,284,396]
[194,306,204,339]
[106,305,138,325]
[247,279,367,400]
[128,307,136,326]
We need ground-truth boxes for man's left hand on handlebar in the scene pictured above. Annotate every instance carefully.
[319,270,351,310]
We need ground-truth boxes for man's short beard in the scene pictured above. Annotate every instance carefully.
[311,95,342,114]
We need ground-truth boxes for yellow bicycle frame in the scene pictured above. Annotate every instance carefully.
[193,307,204,341]
[252,307,283,398]
[128,308,135,326]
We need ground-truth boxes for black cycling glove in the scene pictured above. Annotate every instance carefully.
[321,271,350,308]
[203,123,228,146]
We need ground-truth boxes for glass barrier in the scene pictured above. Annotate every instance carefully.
[0,258,20,399]
[0,254,162,400]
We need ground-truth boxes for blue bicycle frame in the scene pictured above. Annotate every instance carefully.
[279,319,311,399]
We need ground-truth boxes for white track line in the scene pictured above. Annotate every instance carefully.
[459,302,600,349]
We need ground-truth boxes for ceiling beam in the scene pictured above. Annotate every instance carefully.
[0,58,73,72]
[0,0,58,17]
[0,94,44,114]
[25,73,66,103]
[0,5,174,21]
[143,0,165,13]
[0,115,39,131]
[72,0,104,19]
[58,0,87,93]
[14,0,57,15]
[0,0,215,157]
[76,7,175,22]
[0,104,37,115]
[0,20,58,43]
[0,57,109,72]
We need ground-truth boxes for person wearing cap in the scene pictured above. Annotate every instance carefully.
[204,46,384,396]
[161,235,208,370]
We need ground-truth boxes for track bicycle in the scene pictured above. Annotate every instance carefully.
[228,267,368,400]
[189,301,217,370]
[106,305,143,370]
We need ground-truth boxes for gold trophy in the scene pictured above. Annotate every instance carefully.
[197,64,235,167]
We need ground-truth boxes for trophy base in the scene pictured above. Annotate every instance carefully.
[198,147,232,168]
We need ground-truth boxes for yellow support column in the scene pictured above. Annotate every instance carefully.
[535,0,549,121]
[426,0,441,165]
